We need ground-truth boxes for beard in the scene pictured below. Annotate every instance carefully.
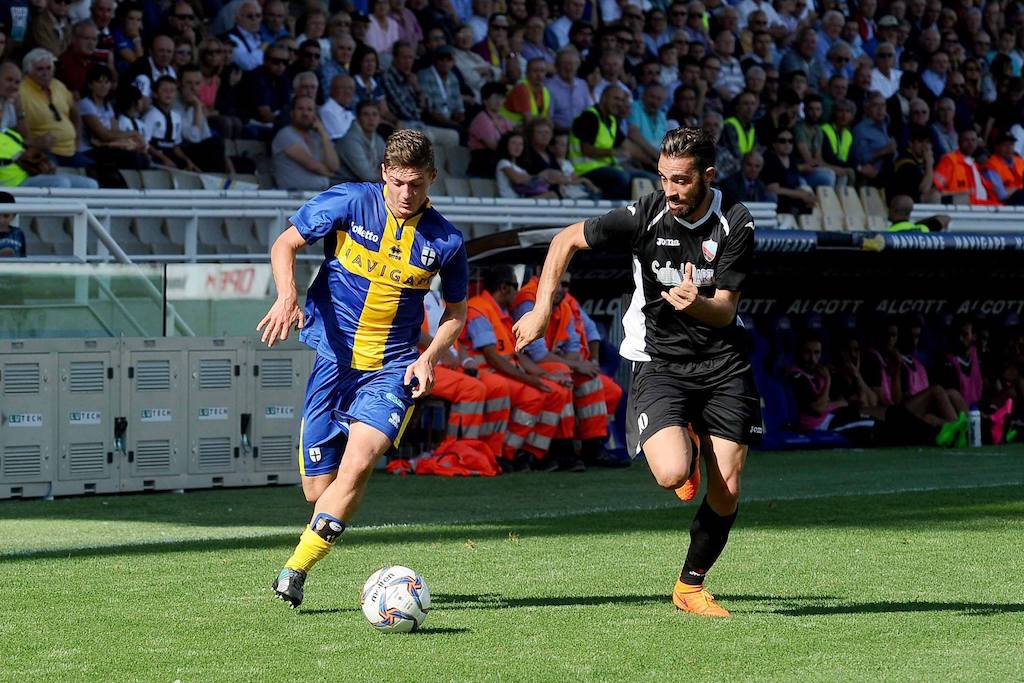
[666,175,709,219]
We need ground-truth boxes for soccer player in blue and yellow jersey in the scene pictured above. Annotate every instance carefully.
[257,130,469,608]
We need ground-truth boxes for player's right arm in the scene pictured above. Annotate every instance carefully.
[513,221,589,352]
[514,196,643,351]
[257,225,307,347]
[257,184,355,347]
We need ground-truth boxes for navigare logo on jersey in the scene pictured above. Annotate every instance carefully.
[420,246,437,268]
[702,239,718,262]
[351,224,379,243]
[656,237,680,247]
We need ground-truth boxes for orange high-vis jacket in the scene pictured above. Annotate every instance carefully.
[465,290,517,358]
[983,153,1024,194]
[513,277,573,353]
[934,150,1002,205]
[562,292,591,361]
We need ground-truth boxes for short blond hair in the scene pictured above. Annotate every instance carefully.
[383,129,434,171]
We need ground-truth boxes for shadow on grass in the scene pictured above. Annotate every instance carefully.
[722,594,1024,617]
[3,482,1024,563]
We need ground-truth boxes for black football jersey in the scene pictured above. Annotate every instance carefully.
[583,187,754,362]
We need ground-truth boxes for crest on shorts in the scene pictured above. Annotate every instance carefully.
[701,239,718,262]
[308,447,322,463]
[420,245,437,268]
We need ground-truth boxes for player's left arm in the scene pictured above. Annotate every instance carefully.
[405,240,469,398]
[662,207,753,328]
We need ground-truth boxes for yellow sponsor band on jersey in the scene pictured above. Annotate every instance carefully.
[335,211,432,370]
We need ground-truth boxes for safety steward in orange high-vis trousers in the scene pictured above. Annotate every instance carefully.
[460,265,576,468]
[514,273,626,468]
[421,289,511,460]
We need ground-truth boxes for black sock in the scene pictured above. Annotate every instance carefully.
[680,496,738,585]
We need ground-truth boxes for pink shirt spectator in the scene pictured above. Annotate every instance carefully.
[365,16,401,56]
[391,8,422,44]
[468,110,512,151]
[198,75,219,110]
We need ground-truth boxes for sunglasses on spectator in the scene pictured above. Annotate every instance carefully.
[242,12,261,18]
[624,13,643,20]
[176,48,192,55]
[302,51,321,59]
[877,52,894,57]
[672,10,688,17]
[775,136,794,143]
[174,13,196,20]
[267,57,288,66]
[54,0,73,4]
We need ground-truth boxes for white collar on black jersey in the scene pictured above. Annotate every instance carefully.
[669,187,722,230]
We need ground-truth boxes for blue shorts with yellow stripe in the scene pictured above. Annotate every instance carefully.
[299,353,416,477]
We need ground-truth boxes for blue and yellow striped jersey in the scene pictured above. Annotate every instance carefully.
[290,182,468,370]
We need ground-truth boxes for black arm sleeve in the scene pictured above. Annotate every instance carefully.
[715,204,754,291]
[583,200,644,250]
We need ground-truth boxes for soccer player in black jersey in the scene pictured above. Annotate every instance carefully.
[514,127,761,617]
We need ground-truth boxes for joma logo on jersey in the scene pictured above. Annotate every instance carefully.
[656,237,680,246]
[350,224,379,242]
[343,249,434,287]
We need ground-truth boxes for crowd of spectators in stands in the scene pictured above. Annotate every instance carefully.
[2,0,1024,205]
[783,313,1021,447]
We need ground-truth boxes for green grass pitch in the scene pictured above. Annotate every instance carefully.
[2,446,1022,682]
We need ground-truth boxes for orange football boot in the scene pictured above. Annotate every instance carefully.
[672,580,730,617]
[674,426,701,502]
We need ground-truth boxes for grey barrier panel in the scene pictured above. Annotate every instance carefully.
[0,341,57,499]
[52,339,121,496]
[120,338,188,493]
[186,338,248,488]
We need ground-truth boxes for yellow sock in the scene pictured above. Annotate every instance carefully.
[284,526,334,572]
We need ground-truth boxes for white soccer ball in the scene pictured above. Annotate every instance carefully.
[360,565,431,633]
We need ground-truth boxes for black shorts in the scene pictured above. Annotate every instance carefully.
[625,354,763,458]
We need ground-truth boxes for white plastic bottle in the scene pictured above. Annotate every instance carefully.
[968,409,982,448]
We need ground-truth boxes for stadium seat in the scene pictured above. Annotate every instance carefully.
[140,169,174,190]
[815,187,846,231]
[197,217,230,250]
[445,146,470,178]
[859,186,886,217]
[442,177,471,197]
[838,186,867,231]
[252,217,276,251]
[866,214,888,231]
[432,144,448,176]
[224,218,258,252]
[469,178,497,198]
[56,166,85,176]
[230,173,260,188]
[631,177,655,199]
[798,209,822,231]
[31,216,70,243]
[163,218,188,250]
[171,170,204,190]
[107,217,150,255]
[119,169,142,189]
[136,217,178,253]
